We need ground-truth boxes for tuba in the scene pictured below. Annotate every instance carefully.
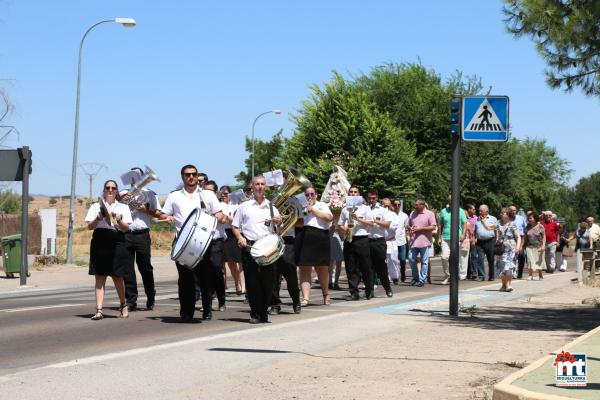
[123,165,160,212]
[270,167,311,236]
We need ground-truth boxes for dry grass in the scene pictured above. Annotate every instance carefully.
[30,196,173,264]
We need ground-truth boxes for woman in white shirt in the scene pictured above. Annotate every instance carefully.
[85,180,133,320]
[297,187,334,305]
[220,185,245,296]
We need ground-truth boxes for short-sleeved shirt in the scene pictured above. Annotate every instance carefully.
[526,223,545,248]
[338,204,373,237]
[129,190,161,231]
[303,201,333,230]
[408,209,436,248]
[85,201,133,230]
[588,223,600,242]
[438,206,467,241]
[369,203,393,239]
[475,215,498,240]
[394,211,409,246]
[162,188,223,236]
[232,198,280,241]
[510,214,527,236]
[541,219,559,243]
[221,202,238,230]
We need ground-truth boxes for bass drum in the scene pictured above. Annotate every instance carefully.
[171,208,217,269]
[250,234,284,266]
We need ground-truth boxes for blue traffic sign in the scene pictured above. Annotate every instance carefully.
[462,96,509,142]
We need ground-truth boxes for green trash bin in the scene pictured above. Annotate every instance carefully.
[1,234,23,278]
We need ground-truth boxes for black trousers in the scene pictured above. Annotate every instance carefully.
[369,238,391,292]
[197,239,225,313]
[271,239,300,306]
[242,245,276,320]
[476,238,495,279]
[124,230,155,306]
[343,236,373,296]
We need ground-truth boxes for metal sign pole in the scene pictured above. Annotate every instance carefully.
[19,146,31,286]
[449,96,462,316]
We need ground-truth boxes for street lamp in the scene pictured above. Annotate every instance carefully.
[66,18,136,264]
[250,109,281,178]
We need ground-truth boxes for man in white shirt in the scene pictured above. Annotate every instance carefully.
[367,190,394,297]
[232,175,281,324]
[159,164,225,323]
[338,186,374,300]
[121,167,162,312]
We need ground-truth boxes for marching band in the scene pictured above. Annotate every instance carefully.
[85,164,401,323]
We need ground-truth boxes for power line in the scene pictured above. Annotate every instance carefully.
[79,162,107,199]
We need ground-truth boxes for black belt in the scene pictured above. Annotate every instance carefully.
[283,236,295,245]
[128,228,149,235]
[348,235,368,241]
[212,238,224,242]
[369,237,386,241]
[478,237,495,242]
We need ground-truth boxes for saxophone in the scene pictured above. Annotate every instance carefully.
[346,205,356,243]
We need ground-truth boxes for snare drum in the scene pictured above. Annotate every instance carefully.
[171,208,217,269]
[250,234,284,266]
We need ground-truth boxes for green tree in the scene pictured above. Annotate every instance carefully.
[282,72,421,198]
[503,0,600,96]
[572,172,600,221]
[236,130,285,185]
[0,191,21,213]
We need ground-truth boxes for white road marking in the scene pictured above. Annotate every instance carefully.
[0,303,86,313]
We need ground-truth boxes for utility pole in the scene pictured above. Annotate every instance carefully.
[79,163,107,200]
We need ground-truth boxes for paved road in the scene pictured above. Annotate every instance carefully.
[0,257,491,376]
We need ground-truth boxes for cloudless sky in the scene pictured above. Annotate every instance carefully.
[1,0,597,197]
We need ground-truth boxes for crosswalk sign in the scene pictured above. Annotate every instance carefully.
[462,96,509,142]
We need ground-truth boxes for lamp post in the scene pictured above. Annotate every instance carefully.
[66,18,136,264]
[250,109,281,179]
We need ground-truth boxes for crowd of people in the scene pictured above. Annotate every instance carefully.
[84,165,600,323]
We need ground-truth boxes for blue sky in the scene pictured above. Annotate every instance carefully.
[1,0,597,196]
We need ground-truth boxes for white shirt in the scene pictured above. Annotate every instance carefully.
[394,211,409,246]
[162,187,223,235]
[129,190,161,231]
[302,201,333,231]
[338,204,373,237]
[368,203,393,239]
[221,202,238,230]
[85,201,133,230]
[232,198,280,241]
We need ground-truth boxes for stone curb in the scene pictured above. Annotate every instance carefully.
[493,324,600,400]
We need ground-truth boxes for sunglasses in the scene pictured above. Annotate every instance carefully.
[104,186,117,191]
[221,192,229,196]
[183,172,198,177]
[305,192,316,197]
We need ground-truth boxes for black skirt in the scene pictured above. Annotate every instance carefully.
[224,229,242,262]
[297,226,330,266]
[89,228,131,277]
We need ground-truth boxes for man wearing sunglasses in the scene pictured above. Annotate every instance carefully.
[159,165,226,323]
[366,190,394,298]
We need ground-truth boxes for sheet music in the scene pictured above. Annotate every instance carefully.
[120,170,142,186]
[345,196,364,208]
[229,189,247,205]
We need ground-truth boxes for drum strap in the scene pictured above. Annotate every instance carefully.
[197,188,207,211]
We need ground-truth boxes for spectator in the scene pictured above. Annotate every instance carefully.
[524,211,546,280]
[586,217,600,249]
[555,224,571,272]
[576,222,593,250]
[495,208,521,292]
[541,211,560,273]
[473,204,498,281]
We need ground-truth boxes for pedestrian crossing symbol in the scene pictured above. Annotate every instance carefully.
[462,96,509,142]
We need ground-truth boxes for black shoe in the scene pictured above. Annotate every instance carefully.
[127,303,137,312]
[218,304,226,312]
[416,282,424,287]
[410,280,417,286]
[386,290,394,298]
[488,278,495,281]
[260,315,269,323]
[243,295,249,304]
[365,292,374,300]
[202,311,212,320]
[268,305,281,315]
[249,316,261,324]
[146,298,155,311]
[293,303,301,314]
[350,293,360,301]
[180,315,194,323]
[392,279,399,285]
[328,283,334,290]
[333,283,341,291]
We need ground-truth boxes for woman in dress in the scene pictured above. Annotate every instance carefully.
[495,208,521,291]
[297,187,334,305]
[523,211,546,281]
[220,185,245,295]
[85,180,133,320]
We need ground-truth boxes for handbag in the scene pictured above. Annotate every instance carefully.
[493,241,505,255]
[562,247,574,257]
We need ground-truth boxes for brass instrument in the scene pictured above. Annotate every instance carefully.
[270,167,311,236]
[346,205,356,243]
[99,197,116,227]
[122,165,160,212]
